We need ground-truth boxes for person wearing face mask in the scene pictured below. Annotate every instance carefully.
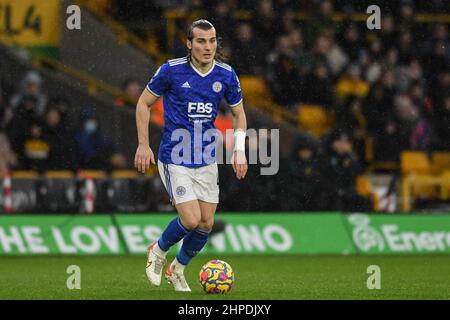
[73,110,126,170]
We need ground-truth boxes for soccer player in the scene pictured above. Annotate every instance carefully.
[134,19,248,292]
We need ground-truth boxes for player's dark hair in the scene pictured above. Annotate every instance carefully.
[187,19,228,62]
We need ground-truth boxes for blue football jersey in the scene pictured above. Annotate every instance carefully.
[146,56,243,168]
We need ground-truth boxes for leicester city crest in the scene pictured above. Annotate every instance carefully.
[212,81,222,93]
[176,186,186,197]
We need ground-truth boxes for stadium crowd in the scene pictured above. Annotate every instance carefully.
[140,0,449,211]
[0,71,127,173]
[160,0,450,158]
[1,0,449,212]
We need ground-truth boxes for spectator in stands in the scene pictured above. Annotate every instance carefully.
[396,57,423,92]
[339,23,364,62]
[397,0,416,30]
[0,133,16,172]
[432,24,450,59]
[306,0,335,47]
[231,22,266,75]
[320,130,372,212]
[252,0,277,49]
[44,107,75,170]
[394,95,433,151]
[7,94,42,161]
[0,85,17,172]
[374,118,402,161]
[378,14,396,51]
[359,47,382,85]
[311,33,347,78]
[435,92,450,150]
[396,27,416,66]
[74,110,127,170]
[408,80,433,120]
[282,133,321,211]
[335,64,369,103]
[364,70,396,134]
[208,0,236,44]
[336,96,367,161]
[23,120,53,172]
[0,84,13,130]
[9,71,47,116]
[266,35,301,108]
[277,8,297,36]
[419,24,449,59]
[301,63,333,108]
[425,39,450,86]
[289,28,313,76]
[115,78,143,108]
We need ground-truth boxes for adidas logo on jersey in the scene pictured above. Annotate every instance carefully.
[181,82,191,88]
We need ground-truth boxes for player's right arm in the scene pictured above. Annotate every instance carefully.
[134,89,158,173]
[135,63,171,173]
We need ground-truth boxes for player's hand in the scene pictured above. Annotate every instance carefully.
[231,150,248,180]
[134,144,155,173]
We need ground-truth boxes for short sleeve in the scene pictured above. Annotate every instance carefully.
[225,68,243,107]
[146,63,171,97]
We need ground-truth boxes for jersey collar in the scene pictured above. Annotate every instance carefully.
[189,60,216,78]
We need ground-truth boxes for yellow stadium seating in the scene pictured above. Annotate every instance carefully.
[432,152,450,174]
[441,170,450,200]
[298,104,332,138]
[400,151,431,175]
[400,151,436,202]
[356,175,380,211]
[239,76,271,106]
[441,171,450,200]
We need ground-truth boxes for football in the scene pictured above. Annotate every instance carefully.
[199,260,234,294]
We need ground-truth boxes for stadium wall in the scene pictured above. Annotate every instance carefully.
[60,0,156,88]
[1,213,450,255]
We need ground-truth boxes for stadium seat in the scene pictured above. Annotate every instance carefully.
[400,151,431,175]
[239,76,271,106]
[440,171,450,200]
[356,175,380,211]
[431,152,450,174]
[401,151,435,199]
[297,104,332,138]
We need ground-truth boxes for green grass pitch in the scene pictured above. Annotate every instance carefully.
[1,255,450,300]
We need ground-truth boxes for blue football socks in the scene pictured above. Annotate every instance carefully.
[157,217,190,252]
[177,228,211,266]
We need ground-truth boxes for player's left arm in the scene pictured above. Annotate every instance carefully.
[230,101,248,180]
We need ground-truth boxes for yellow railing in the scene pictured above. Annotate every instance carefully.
[30,53,137,107]
[32,54,120,96]
[1,169,157,179]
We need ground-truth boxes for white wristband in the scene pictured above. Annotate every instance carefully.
[234,130,246,152]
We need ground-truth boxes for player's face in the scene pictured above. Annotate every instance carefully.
[188,27,217,65]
